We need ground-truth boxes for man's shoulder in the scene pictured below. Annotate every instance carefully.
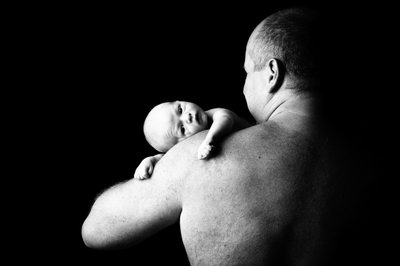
[160,122,302,173]
[167,123,278,155]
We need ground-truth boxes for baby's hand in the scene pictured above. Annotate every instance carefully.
[197,142,215,160]
[134,157,155,180]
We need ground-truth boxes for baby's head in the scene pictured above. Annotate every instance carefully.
[143,100,209,152]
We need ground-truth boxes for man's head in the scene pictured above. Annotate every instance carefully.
[143,101,209,152]
[243,7,321,121]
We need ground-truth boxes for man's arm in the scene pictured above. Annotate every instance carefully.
[81,153,182,249]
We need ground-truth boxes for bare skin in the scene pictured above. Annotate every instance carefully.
[82,90,336,265]
[82,8,343,265]
[134,104,250,180]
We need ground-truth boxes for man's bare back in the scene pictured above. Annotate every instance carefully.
[154,111,330,265]
[82,107,349,265]
[82,8,355,265]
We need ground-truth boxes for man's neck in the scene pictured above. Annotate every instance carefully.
[258,84,314,123]
[270,91,314,119]
[261,86,320,141]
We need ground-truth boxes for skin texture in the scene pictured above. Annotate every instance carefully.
[179,123,326,265]
[134,103,250,179]
[143,101,209,152]
[82,103,333,265]
[82,8,349,265]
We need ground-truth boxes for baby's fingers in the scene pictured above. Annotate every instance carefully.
[134,168,141,179]
[197,144,214,160]
[134,166,150,180]
[147,164,154,176]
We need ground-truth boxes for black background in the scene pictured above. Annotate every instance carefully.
[12,1,396,265]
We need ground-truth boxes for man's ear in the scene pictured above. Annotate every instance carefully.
[265,58,284,93]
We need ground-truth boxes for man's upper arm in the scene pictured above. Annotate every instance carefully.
[82,154,183,249]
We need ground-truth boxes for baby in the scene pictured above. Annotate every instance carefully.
[134,100,250,180]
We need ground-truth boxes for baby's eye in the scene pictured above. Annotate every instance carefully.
[178,105,183,114]
[180,125,186,135]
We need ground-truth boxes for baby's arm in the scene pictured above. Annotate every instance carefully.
[198,108,251,159]
[134,154,164,180]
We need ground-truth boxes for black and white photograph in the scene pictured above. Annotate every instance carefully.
[14,1,396,265]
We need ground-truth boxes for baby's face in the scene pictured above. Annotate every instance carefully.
[147,101,209,151]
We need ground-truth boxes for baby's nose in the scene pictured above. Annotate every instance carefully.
[184,112,192,123]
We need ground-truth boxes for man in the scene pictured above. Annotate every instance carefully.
[82,7,361,265]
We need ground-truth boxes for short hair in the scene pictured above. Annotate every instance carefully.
[248,7,321,79]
